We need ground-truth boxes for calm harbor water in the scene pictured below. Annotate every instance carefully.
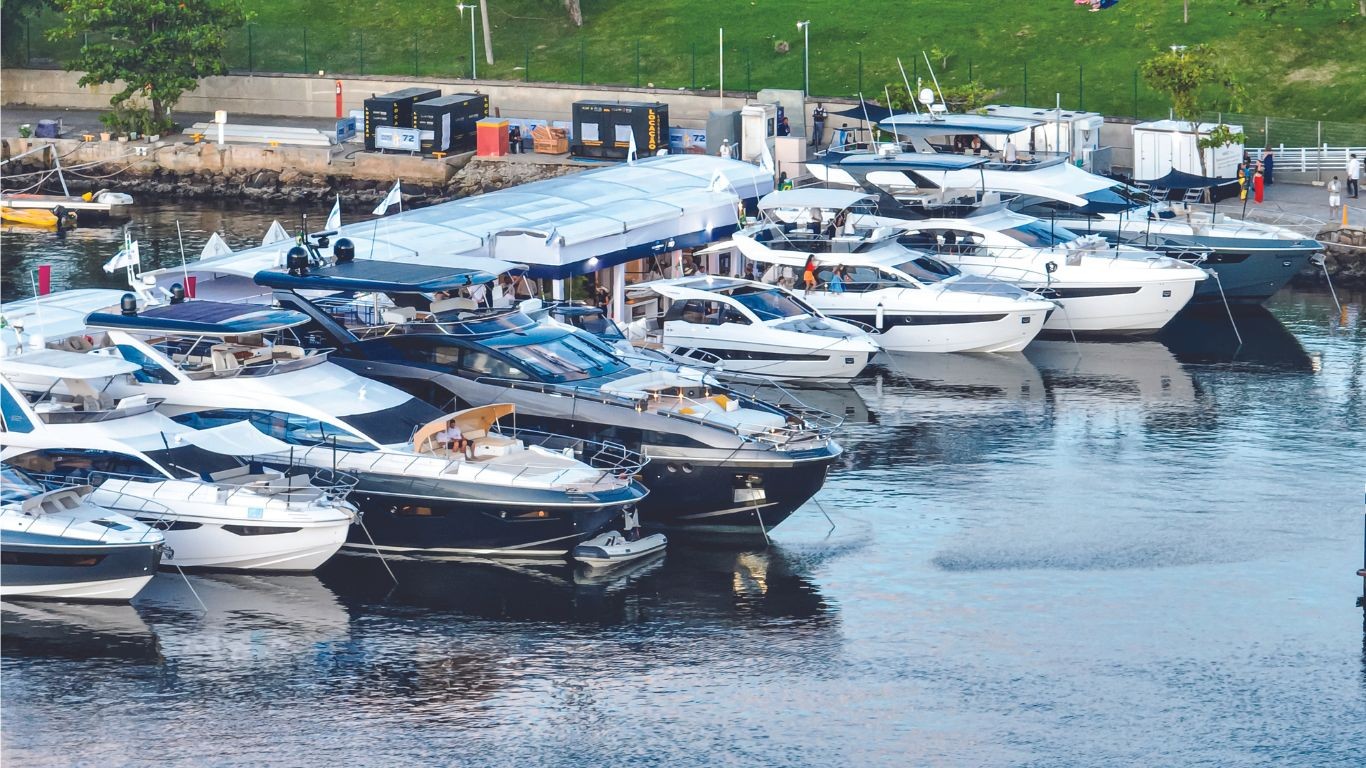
[2,203,1365,766]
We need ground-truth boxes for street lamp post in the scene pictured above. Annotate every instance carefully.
[457,3,478,79]
[796,20,810,97]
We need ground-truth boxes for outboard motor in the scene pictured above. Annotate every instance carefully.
[120,293,138,316]
[169,283,185,304]
[286,245,310,276]
[332,237,355,264]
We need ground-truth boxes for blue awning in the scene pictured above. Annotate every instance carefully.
[254,260,501,293]
[87,301,311,334]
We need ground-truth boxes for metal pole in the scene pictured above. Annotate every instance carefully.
[248,25,254,73]
[25,22,31,66]
[691,43,696,90]
[1023,61,1028,106]
[525,45,530,82]
[580,39,585,85]
[303,28,308,73]
[718,28,724,106]
[857,50,863,94]
[1078,64,1084,111]
[471,10,478,79]
[803,23,810,97]
[968,57,973,81]
[359,31,364,75]
[1133,69,1139,118]
[635,40,640,88]
[413,37,418,77]
[747,49,752,93]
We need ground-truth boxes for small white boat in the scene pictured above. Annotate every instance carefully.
[572,509,666,568]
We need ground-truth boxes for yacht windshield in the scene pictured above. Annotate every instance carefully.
[339,398,445,446]
[1114,183,1154,206]
[1001,220,1081,247]
[729,287,810,321]
[0,466,45,503]
[893,255,961,283]
[493,333,629,383]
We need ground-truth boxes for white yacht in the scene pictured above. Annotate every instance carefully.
[0,349,355,572]
[884,208,1208,335]
[0,290,649,559]
[621,276,880,380]
[815,112,1323,304]
[1,464,164,602]
[716,189,1054,353]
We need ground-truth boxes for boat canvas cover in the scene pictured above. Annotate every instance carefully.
[829,100,899,123]
[181,420,296,457]
[86,301,312,335]
[1,289,130,342]
[0,348,140,379]
[254,259,507,294]
[1135,168,1238,190]
[758,189,876,211]
[820,153,988,172]
[879,113,1044,136]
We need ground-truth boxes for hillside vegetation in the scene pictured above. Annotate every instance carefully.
[13,0,1365,123]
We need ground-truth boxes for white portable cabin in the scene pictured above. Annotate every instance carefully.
[983,104,1105,166]
[1131,120,1244,180]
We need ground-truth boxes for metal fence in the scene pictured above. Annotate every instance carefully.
[8,17,1366,149]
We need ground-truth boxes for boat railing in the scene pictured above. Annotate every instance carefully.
[1175,203,1326,239]
[27,396,162,424]
[36,467,347,510]
[489,425,650,478]
[25,473,173,542]
[179,350,333,380]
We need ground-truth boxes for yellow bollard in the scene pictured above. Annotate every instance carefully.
[1343,203,1350,227]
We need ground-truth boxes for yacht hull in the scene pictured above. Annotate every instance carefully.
[637,444,840,534]
[340,488,632,558]
[826,307,1049,353]
[670,343,873,380]
[1035,278,1198,335]
[142,519,350,572]
[0,540,162,602]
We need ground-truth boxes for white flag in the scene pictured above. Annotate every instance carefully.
[325,195,342,230]
[627,131,638,165]
[198,232,234,260]
[261,220,290,246]
[372,180,402,216]
[103,240,139,273]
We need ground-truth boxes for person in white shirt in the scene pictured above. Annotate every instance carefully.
[1347,153,1360,199]
[1003,138,1018,163]
[1328,177,1341,218]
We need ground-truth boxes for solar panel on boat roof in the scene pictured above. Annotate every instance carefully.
[141,301,265,323]
[311,260,480,282]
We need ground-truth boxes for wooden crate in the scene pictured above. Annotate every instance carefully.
[532,125,569,154]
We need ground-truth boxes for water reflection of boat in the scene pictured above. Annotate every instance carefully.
[0,601,161,661]
[866,352,1047,420]
[782,382,872,425]
[1160,305,1313,371]
[135,573,349,675]
[1026,340,1199,405]
[318,544,836,630]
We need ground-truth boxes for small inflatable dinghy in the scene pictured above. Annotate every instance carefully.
[572,507,666,568]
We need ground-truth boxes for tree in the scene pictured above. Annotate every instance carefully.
[1140,45,1245,177]
[1,0,53,65]
[563,0,582,26]
[48,0,247,132]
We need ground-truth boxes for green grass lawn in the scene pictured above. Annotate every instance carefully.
[15,1,1365,124]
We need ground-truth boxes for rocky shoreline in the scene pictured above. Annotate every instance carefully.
[1,151,584,209]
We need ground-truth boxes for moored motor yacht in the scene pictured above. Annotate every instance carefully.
[713,189,1054,353]
[0,464,164,602]
[0,347,355,572]
[883,208,1208,335]
[1,290,649,559]
[818,112,1324,304]
[620,275,880,380]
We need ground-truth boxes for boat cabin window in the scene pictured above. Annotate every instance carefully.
[174,409,375,452]
[115,344,180,385]
[493,333,628,383]
[6,448,165,481]
[0,466,45,503]
[1,386,35,433]
[665,299,751,326]
[1001,220,1081,247]
[559,311,626,341]
[144,445,246,480]
[813,265,905,292]
[340,398,444,446]
[458,349,528,381]
[893,256,960,283]
[728,286,810,320]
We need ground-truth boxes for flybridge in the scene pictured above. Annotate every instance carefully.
[86,301,311,335]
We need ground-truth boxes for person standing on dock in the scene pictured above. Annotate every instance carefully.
[1328,177,1342,219]
[811,103,827,148]
[1348,153,1361,199]
[1253,163,1265,204]
[1262,147,1275,185]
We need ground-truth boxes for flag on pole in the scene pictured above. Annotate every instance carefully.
[325,194,342,230]
[103,240,140,273]
[372,180,402,216]
[627,131,638,165]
